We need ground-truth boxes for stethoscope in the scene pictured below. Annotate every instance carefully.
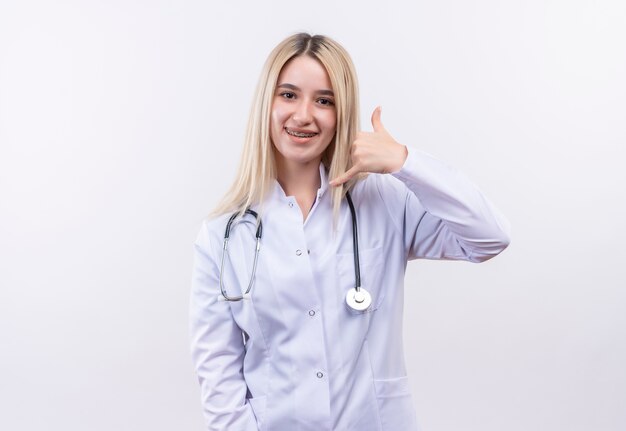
[218,191,372,312]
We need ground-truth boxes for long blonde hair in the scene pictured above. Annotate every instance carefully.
[211,33,360,221]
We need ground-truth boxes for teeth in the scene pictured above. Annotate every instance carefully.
[286,128,316,138]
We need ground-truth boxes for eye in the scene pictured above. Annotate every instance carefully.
[317,98,335,106]
[280,91,296,99]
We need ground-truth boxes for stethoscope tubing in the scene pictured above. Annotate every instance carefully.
[219,209,262,301]
[219,192,362,302]
[345,192,362,292]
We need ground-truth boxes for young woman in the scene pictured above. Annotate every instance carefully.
[190,33,510,431]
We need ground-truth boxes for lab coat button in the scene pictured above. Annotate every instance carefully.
[288,202,294,208]
[308,310,315,316]
[296,249,302,256]
[316,371,324,378]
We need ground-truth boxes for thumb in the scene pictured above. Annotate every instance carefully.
[371,106,385,132]
[329,165,360,187]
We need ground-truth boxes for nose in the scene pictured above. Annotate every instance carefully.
[291,99,313,125]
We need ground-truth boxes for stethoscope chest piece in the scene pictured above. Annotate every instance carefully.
[346,287,372,311]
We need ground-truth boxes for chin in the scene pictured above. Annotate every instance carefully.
[276,148,323,167]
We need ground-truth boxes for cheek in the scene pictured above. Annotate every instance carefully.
[271,102,289,126]
[323,112,337,135]
[269,106,283,142]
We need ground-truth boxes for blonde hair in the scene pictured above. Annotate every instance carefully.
[211,33,360,221]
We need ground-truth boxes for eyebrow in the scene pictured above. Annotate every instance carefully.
[277,83,334,97]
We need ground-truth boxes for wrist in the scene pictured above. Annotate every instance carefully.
[389,143,408,173]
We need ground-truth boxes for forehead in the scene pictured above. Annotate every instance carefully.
[277,55,332,89]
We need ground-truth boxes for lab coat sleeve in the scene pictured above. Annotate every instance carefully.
[189,220,259,431]
[383,146,511,262]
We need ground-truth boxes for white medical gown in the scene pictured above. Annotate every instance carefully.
[190,146,511,430]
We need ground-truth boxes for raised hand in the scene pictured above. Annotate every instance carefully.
[329,106,408,187]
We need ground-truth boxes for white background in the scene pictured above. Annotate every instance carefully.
[1,1,625,430]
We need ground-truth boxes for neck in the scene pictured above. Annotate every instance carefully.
[276,157,321,221]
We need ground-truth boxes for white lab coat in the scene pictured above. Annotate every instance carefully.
[190,146,510,431]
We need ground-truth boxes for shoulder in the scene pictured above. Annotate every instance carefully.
[194,213,232,255]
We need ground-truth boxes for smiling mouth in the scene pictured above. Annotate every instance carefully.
[285,128,318,138]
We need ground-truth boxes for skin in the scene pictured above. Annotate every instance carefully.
[270,55,408,221]
[329,106,408,186]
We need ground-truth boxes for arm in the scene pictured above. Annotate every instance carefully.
[189,220,258,431]
[387,146,510,262]
[331,106,510,262]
